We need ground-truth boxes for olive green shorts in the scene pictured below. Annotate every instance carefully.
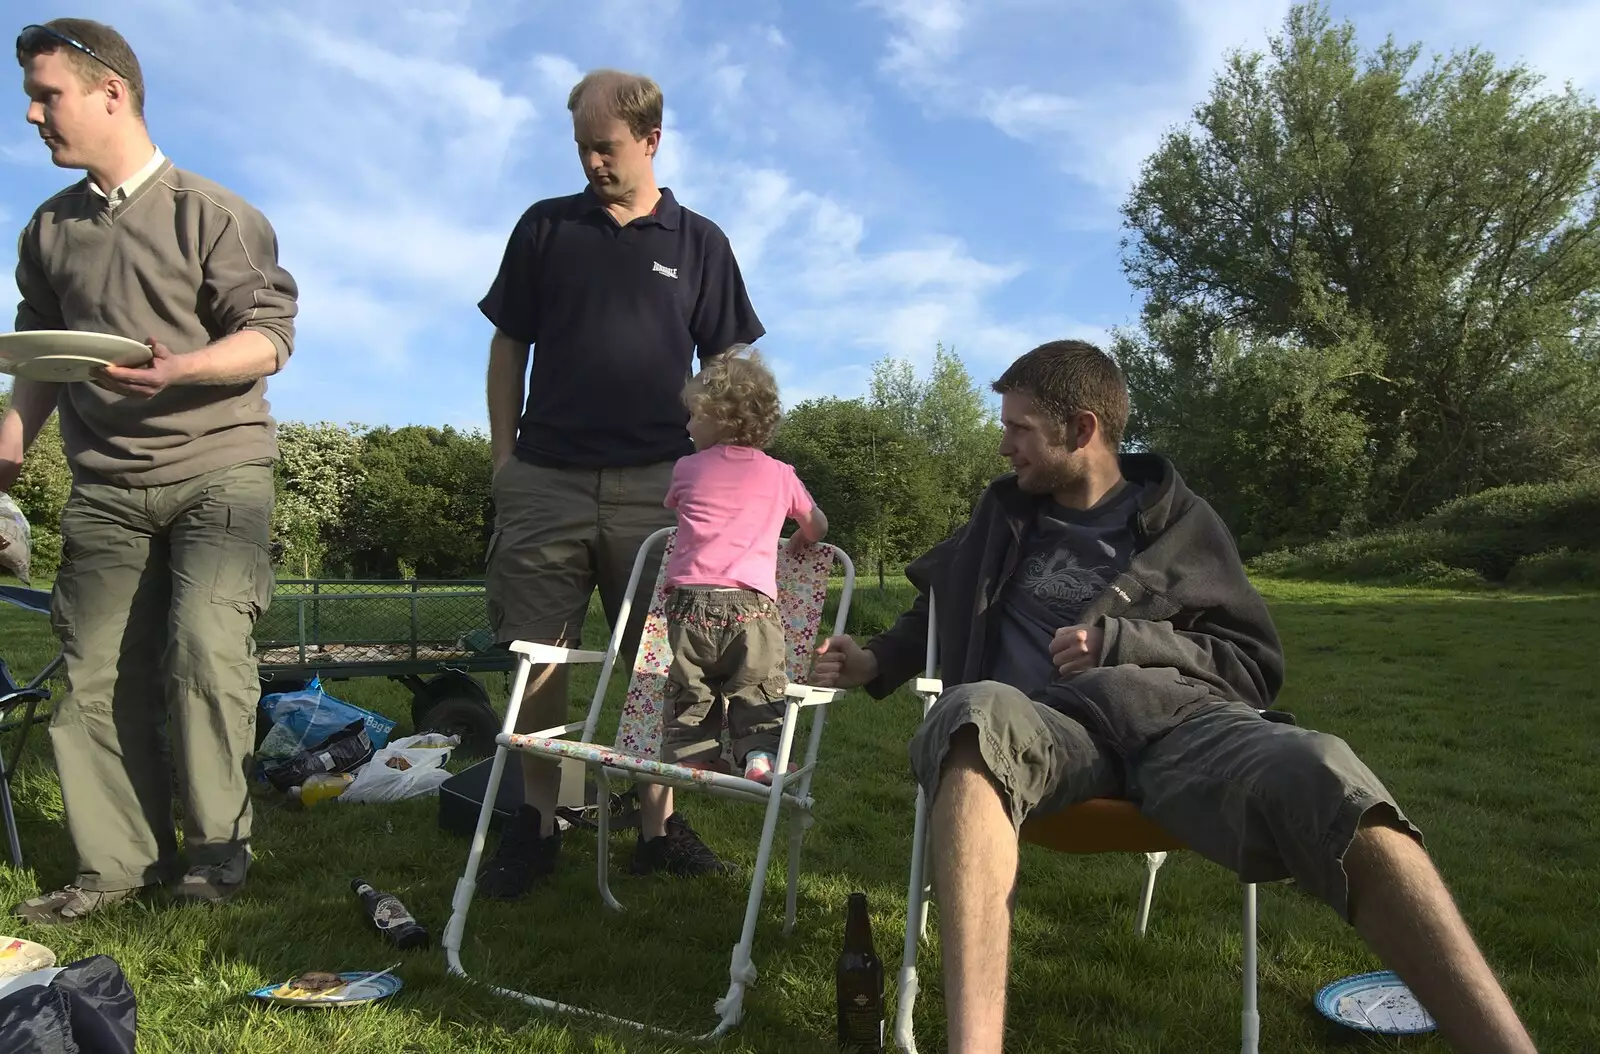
[485,456,676,657]
[909,680,1424,921]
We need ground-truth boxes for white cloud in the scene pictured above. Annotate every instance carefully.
[866,0,1287,200]
[269,200,508,304]
[298,31,537,141]
[1,138,48,167]
[1511,4,1600,90]
[867,0,1600,214]
[532,54,584,98]
[867,0,968,84]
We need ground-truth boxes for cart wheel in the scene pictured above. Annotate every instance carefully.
[416,696,499,758]
[408,670,491,732]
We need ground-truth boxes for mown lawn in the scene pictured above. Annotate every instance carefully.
[0,578,1595,1052]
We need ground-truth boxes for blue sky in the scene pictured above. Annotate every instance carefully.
[4,0,1596,431]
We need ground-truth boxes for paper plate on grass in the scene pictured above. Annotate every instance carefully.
[0,935,56,981]
[248,969,403,1009]
[0,330,152,382]
[1315,970,1436,1035]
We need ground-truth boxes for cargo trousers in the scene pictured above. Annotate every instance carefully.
[48,462,274,891]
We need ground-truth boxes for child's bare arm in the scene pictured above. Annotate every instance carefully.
[797,506,828,543]
[786,506,829,553]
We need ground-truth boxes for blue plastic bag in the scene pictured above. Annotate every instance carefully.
[257,676,396,757]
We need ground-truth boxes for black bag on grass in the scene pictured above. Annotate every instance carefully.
[256,717,375,792]
[0,954,137,1053]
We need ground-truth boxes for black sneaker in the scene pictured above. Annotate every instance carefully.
[477,805,562,899]
[630,813,735,877]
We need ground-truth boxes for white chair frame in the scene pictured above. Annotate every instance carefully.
[443,526,855,1040]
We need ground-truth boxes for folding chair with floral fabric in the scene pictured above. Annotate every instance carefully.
[443,525,855,1039]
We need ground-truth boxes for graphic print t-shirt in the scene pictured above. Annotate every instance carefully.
[988,483,1144,698]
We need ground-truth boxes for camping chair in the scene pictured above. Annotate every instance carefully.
[891,591,1260,1054]
[0,586,64,870]
[443,526,855,1039]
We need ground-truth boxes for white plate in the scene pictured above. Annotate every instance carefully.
[0,330,152,381]
[0,935,56,982]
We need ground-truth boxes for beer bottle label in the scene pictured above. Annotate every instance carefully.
[838,1006,883,1044]
[372,896,414,931]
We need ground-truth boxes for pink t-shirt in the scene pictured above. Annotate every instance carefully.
[664,445,817,599]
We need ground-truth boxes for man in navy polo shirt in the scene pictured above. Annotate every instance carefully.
[476,68,765,898]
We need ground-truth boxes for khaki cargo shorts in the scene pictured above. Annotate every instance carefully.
[909,681,1424,921]
[485,457,676,657]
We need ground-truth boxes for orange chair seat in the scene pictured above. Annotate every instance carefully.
[1020,798,1187,855]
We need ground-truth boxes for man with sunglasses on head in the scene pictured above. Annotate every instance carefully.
[4,19,298,926]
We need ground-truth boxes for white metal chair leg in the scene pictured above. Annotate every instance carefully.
[782,812,809,936]
[1136,851,1168,937]
[895,600,942,1054]
[702,701,804,1039]
[1241,882,1259,1054]
[595,766,623,912]
[443,744,506,972]
[444,654,535,976]
[891,783,932,1054]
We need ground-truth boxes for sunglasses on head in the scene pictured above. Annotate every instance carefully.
[15,23,130,83]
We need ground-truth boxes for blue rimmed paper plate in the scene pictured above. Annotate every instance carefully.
[248,970,403,1009]
[1315,970,1436,1035]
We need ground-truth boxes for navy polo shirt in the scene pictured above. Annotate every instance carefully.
[479,186,765,468]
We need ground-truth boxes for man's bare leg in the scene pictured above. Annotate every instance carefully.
[514,641,572,837]
[1346,818,1537,1053]
[929,726,1018,1054]
[639,784,675,840]
[516,638,677,840]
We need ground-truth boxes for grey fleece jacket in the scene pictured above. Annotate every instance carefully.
[862,453,1288,756]
[14,157,298,487]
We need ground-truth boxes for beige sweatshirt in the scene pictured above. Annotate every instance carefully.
[13,155,299,487]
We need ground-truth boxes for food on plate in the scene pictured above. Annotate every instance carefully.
[271,971,348,1000]
[0,936,55,979]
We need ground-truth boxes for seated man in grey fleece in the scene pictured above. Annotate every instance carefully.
[810,342,1536,1053]
[5,18,298,924]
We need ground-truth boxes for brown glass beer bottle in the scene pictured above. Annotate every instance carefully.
[836,891,885,1051]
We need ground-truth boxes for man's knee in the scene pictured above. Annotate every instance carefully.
[910,681,1055,833]
[938,723,990,778]
[1234,726,1423,916]
[1232,723,1370,803]
[167,617,256,693]
[908,682,1023,787]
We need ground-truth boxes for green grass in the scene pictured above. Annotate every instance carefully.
[1,579,1597,1051]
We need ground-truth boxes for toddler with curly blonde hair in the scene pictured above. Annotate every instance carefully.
[656,345,828,790]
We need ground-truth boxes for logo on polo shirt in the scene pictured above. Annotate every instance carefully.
[652,261,679,279]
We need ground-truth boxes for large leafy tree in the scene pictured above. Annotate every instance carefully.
[334,425,494,578]
[769,397,947,582]
[1119,2,1600,546]
[272,420,365,577]
[0,390,71,578]
[870,344,1008,537]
